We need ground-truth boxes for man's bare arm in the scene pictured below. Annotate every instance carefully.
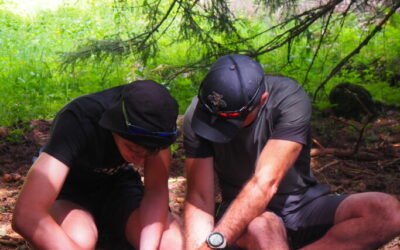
[137,148,171,250]
[213,139,303,245]
[12,152,84,250]
[184,157,215,250]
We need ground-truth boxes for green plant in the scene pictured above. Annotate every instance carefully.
[170,143,180,154]
[6,128,25,143]
[0,0,399,128]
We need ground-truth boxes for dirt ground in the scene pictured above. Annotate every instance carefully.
[0,111,399,249]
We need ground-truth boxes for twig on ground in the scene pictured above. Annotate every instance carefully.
[310,148,380,160]
[378,158,400,169]
[341,162,376,175]
[312,137,325,149]
[315,159,341,173]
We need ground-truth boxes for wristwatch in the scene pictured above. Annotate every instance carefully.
[206,232,227,249]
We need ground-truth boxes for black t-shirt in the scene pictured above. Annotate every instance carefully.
[184,76,330,213]
[43,86,126,182]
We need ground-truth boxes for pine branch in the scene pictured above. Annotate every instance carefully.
[253,0,344,57]
[61,0,400,86]
[303,7,334,84]
[312,1,400,101]
[136,0,179,50]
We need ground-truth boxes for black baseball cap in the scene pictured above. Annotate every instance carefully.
[192,54,265,143]
[99,80,179,149]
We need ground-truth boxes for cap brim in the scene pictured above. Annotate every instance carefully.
[191,103,243,143]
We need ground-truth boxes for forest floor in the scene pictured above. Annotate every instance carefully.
[0,111,399,249]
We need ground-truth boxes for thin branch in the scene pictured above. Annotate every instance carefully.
[303,8,334,84]
[352,117,372,154]
[252,0,344,57]
[136,0,179,50]
[313,1,400,101]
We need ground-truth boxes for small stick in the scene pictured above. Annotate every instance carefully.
[312,137,325,149]
[315,159,341,173]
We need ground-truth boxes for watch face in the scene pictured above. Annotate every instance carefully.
[208,232,224,247]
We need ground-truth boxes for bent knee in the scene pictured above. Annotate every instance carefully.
[377,194,400,232]
[159,219,183,250]
[67,228,98,250]
[338,192,400,226]
[247,212,286,236]
[50,201,98,250]
[159,235,182,250]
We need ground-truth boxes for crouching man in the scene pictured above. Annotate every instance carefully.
[13,80,183,250]
[183,54,400,249]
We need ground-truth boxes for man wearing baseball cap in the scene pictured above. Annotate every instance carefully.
[13,80,183,249]
[183,55,400,249]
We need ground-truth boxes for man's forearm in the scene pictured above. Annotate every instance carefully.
[184,157,216,249]
[213,177,277,245]
[184,201,215,250]
[214,140,301,245]
[139,189,169,250]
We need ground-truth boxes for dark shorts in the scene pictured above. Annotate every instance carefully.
[215,193,348,249]
[57,165,144,249]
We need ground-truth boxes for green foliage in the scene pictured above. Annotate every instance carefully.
[0,0,132,126]
[6,128,25,143]
[0,0,399,128]
[170,143,180,154]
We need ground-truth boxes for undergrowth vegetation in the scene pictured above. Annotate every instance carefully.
[1,0,399,127]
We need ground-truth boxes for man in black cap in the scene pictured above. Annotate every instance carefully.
[183,55,400,249]
[13,80,183,249]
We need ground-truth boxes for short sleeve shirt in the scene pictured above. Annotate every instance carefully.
[184,76,329,212]
[43,86,126,181]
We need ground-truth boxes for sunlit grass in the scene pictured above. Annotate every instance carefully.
[2,0,67,16]
[0,0,399,127]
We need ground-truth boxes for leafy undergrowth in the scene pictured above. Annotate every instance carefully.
[0,112,399,249]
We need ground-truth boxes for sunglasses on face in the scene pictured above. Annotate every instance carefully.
[122,101,177,137]
[198,79,263,118]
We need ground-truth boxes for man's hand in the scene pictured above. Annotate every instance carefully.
[198,242,212,250]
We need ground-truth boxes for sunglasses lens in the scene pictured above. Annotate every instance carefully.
[128,126,147,134]
[128,124,176,137]
[218,112,240,117]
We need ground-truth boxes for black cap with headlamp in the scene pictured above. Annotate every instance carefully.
[99,80,179,151]
[192,54,265,143]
